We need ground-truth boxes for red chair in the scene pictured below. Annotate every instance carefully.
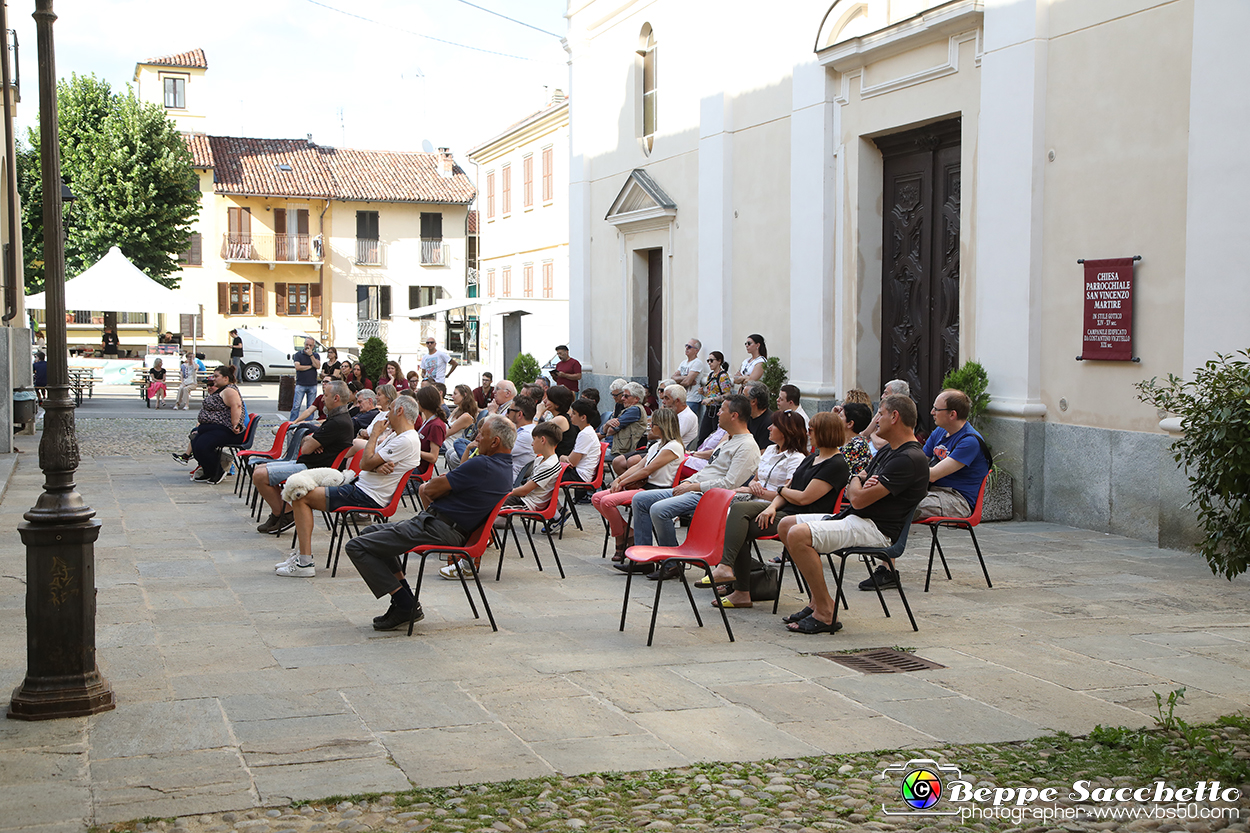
[619,488,737,646]
[599,454,689,559]
[916,471,993,592]
[496,462,568,580]
[401,495,510,635]
[236,419,290,497]
[558,441,608,538]
[324,466,422,577]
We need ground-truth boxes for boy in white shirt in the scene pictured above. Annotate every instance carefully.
[505,421,564,510]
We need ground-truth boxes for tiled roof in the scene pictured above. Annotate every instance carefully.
[143,48,208,69]
[183,135,477,204]
[184,133,213,168]
[468,209,478,235]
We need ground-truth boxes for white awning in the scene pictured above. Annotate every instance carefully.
[25,246,200,314]
[402,297,482,317]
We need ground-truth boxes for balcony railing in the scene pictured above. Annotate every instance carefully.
[221,233,321,264]
[357,319,388,343]
[420,239,447,266]
[356,238,381,266]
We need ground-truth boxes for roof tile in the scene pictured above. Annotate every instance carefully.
[143,48,208,69]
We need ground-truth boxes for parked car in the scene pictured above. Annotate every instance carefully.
[236,326,355,382]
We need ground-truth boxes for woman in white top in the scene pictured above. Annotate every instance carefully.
[442,383,479,469]
[732,333,767,391]
[593,408,686,560]
[736,410,807,502]
[560,399,603,482]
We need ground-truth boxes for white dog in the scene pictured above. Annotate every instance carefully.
[281,467,357,503]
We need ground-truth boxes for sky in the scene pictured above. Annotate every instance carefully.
[9,0,569,163]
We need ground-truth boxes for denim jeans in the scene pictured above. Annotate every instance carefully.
[630,489,704,547]
[290,384,317,421]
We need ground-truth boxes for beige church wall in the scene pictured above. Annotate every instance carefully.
[1037,0,1194,433]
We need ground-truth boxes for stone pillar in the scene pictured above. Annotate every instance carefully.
[697,93,733,357]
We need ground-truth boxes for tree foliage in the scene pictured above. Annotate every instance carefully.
[1136,350,1250,579]
[507,353,540,387]
[760,357,788,410]
[18,73,200,292]
[941,360,992,426]
[359,337,389,385]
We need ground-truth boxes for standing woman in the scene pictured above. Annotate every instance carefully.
[442,383,479,468]
[190,365,246,484]
[382,360,409,391]
[147,358,168,409]
[732,334,767,392]
[697,351,733,445]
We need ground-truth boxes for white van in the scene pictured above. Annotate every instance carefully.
[236,326,354,382]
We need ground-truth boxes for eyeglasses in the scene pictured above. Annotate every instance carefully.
[684,344,696,349]
[744,341,753,346]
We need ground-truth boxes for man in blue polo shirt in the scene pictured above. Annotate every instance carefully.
[916,388,991,521]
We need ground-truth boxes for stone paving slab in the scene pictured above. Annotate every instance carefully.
[0,448,1248,828]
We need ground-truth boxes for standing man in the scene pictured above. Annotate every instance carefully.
[915,389,991,522]
[776,394,929,634]
[345,414,515,630]
[553,345,581,393]
[290,337,320,422]
[472,372,494,409]
[668,339,707,421]
[420,337,458,384]
[229,329,245,384]
[101,325,119,358]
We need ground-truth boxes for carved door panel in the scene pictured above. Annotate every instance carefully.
[647,248,664,392]
[878,119,961,430]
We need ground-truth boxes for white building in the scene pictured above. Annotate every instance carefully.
[467,93,570,380]
[565,0,1250,548]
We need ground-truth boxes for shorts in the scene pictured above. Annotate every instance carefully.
[791,513,890,553]
[914,486,972,521]
[265,461,307,487]
[325,482,383,512]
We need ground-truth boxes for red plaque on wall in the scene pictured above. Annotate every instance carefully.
[1080,257,1135,361]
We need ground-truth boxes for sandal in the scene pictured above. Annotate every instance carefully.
[781,606,814,624]
[696,574,735,588]
[787,615,842,635]
[712,598,752,609]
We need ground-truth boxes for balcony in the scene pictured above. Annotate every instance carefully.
[221,233,322,268]
[420,239,447,266]
[357,319,388,343]
[356,238,381,266]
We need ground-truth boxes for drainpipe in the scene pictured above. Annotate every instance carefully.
[1,6,21,323]
[318,198,329,343]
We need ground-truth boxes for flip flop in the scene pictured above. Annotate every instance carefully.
[787,615,842,635]
[781,606,813,624]
[712,598,752,608]
[695,574,735,588]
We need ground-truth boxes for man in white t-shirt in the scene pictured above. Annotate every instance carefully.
[277,395,424,577]
[420,337,458,384]
[669,338,708,420]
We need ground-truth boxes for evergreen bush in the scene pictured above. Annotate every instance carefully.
[760,357,788,411]
[1136,350,1250,579]
[941,361,991,425]
[507,352,541,387]
[359,336,388,385]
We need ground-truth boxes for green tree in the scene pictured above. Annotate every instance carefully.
[359,337,389,385]
[507,353,540,387]
[18,74,199,293]
[941,360,991,425]
[760,357,788,410]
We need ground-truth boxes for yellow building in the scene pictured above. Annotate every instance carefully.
[133,49,208,134]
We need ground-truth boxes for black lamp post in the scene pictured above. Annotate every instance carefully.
[7,0,114,720]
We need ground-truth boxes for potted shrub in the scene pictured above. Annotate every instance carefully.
[507,352,541,387]
[358,336,388,386]
[942,361,1012,520]
[760,357,788,410]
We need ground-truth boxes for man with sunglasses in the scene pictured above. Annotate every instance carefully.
[667,338,707,421]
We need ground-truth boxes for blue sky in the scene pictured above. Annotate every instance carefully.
[10,0,568,161]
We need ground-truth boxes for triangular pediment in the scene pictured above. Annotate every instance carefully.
[605,169,677,229]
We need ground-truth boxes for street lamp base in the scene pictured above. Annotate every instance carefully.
[8,672,115,720]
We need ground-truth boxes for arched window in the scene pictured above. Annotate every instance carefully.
[637,24,657,154]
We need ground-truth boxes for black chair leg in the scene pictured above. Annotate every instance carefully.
[646,562,665,647]
[407,555,430,636]
[970,527,992,589]
[925,527,940,592]
[326,515,341,570]
[702,565,735,643]
[522,518,544,572]
[862,555,893,618]
[678,563,703,628]
[895,572,919,632]
[619,568,634,632]
[496,518,515,581]
[455,557,480,619]
[466,557,497,631]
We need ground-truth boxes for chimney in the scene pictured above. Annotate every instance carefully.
[306,133,315,146]
[551,88,565,104]
[438,147,453,178]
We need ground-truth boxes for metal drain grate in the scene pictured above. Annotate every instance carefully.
[815,648,946,674]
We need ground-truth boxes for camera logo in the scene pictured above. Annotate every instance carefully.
[881,759,962,816]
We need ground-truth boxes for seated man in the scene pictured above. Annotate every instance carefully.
[603,382,648,469]
[621,394,761,579]
[861,379,911,450]
[744,382,774,450]
[777,384,809,429]
[485,380,517,415]
[776,394,929,634]
[345,414,516,630]
[351,389,379,433]
[916,389,991,521]
[253,381,356,533]
[276,395,424,578]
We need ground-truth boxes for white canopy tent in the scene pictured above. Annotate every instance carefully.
[24,246,200,315]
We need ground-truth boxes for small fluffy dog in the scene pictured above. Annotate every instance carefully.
[281,467,357,503]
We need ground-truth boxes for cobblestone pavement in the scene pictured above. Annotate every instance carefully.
[1,430,1248,833]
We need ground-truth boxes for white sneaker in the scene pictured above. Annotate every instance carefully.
[276,560,315,578]
[439,558,475,580]
[274,550,300,571]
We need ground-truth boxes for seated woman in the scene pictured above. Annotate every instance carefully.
[684,426,727,473]
[834,401,874,475]
[560,399,602,482]
[696,351,733,446]
[380,361,409,391]
[442,383,479,469]
[147,358,168,409]
[188,365,246,484]
[406,370,421,390]
[543,384,576,458]
[413,384,447,476]
[592,408,685,560]
[347,361,372,391]
[708,411,850,607]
